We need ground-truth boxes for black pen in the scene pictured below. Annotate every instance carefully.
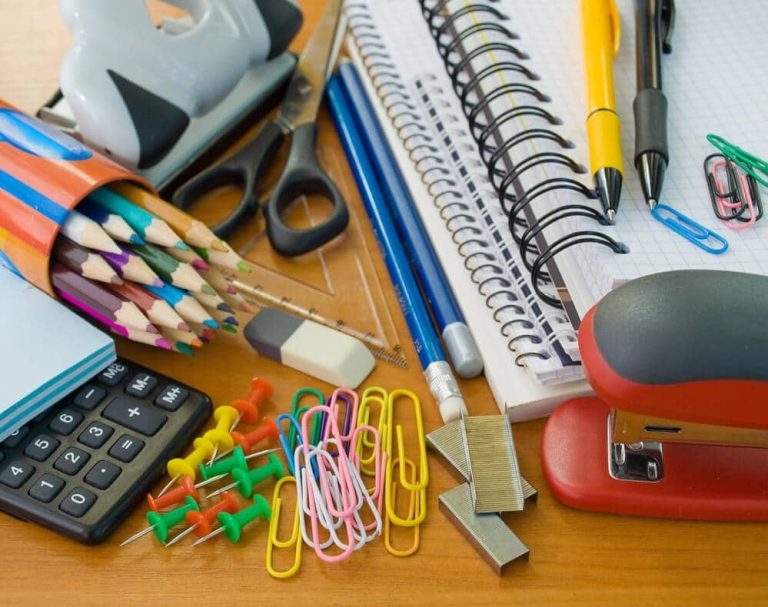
[633,0,675,209]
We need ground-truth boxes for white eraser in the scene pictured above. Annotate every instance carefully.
[244,307,376,388]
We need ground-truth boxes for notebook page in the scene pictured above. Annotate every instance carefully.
[345,0,584,379]
[344,0,592,420]
[497,0,768,318]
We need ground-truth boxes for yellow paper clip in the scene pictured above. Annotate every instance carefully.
[382,389,429,557]
[384,457,421,557]
[356,386,389,477]
[266,476,302,579]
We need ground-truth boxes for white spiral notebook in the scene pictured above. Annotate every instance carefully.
[343,0,768,421]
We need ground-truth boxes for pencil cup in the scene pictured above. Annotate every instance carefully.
[0,99,153,295]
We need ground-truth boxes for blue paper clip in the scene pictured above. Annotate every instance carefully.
[651,203,728,254]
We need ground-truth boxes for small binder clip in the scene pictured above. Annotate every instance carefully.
[541,269,768,520]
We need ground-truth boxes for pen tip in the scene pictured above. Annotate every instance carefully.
[606,208,616,223]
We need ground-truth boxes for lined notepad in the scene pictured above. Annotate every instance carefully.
[0,265,115,440]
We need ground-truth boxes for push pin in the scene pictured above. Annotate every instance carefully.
[192,494,272,546]
[165,491,240,547]
[120,495,199,546]
[155,436,216,498]
[208,453,285,499]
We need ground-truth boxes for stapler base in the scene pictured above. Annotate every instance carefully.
[541,397,768,520]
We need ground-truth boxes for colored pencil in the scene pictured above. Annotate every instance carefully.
[162,327,204,349]
[130,242,214,294]
[60,209,121,254]
[51,262,158,333]
[163,245,210,271]
[193,243,252,273]
[76,197,145,245]
[109,182,227,252]
[108,280,190,331]
[145,282,219,328]
[87,187,188,250]
[101,244,163,286]
[191,289,234,313]
[198,266,256,313]
[53,235,123,285]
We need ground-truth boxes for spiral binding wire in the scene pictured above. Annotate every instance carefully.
[345,0,585,381]
[418,0,627,309]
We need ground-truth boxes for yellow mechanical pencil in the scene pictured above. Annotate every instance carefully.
[581,0,623,221]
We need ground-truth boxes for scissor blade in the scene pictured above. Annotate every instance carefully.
[277,0,344,130]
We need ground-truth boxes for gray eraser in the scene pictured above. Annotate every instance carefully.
[244,307,376,388]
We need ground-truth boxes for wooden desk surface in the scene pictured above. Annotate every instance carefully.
[1,2,767,605]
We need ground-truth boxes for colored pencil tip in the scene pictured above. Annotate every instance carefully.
[201,284,216,295]
[211,240,229,252]
[203,319,220,329]
[236,260,252,273]
[173,240,190,251]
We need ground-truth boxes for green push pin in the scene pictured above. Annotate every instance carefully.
[192,494,271,545]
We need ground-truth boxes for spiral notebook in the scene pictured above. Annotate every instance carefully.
[344,0,768,420]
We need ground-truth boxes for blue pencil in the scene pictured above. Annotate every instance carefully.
[335,61,483,380]
[327,68,468,423]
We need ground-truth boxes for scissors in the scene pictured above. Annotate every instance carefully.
[171,0,348,257]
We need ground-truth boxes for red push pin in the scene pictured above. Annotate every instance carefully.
[147,476,199,512]
[164,491,240,547]
[231,417,280,455]
[230,377,274,426]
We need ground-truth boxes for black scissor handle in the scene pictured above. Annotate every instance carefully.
[264,122,349,256]
[171,121,285,239]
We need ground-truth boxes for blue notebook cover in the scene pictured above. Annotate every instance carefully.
[0,265,115,440]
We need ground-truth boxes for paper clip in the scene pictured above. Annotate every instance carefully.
[706,133,768,189]
[704,154,762,228]
[386,389,429,496]
[383,457,421,557]
[290,387,325,447]
[357,386,390,477]
[266,475,302,579]
[651,203,728,255]
[324,387,360,452]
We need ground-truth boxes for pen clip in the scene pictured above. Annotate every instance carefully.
[608,0,622,55]
[661,0,675,53]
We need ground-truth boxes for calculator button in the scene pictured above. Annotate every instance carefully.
[125,373,159,398]
[102,397,167,436]
[78,422,114,449]
[154,385,189,411]
[59,488,97,518]
[49,409,84,436]
[97,361,130,387]
[108,434,145,463]
[0,460,35,488]
[2,426,29,449]
[29,473,66,503]
[85,460,122,490]
[54,447,90,476]
[24,434,61,462]
[73,384,107,410]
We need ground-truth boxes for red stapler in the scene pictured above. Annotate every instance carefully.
[541,269,768,520]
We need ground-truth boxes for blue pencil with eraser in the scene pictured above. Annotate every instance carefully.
[326,64,468,422]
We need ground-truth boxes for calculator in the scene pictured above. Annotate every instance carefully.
[0,358,211,544]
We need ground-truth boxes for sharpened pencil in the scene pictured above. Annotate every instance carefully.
[51,262,158,334]
[53,235,123,284]
[101,244,163,286]
[162,327,205,348]
[192,242,252,273]
[129,242,214,294]
[76,197,145,245]
[145,281,219,328]
[108,280,191,331]
[87,187,188,250]
[110,182,228,252]
[198,266,256,313]
[60,209,122,254]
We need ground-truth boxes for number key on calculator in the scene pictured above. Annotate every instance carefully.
[0,358,211,544]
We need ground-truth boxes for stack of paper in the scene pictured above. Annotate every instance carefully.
[0,264,115,440]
